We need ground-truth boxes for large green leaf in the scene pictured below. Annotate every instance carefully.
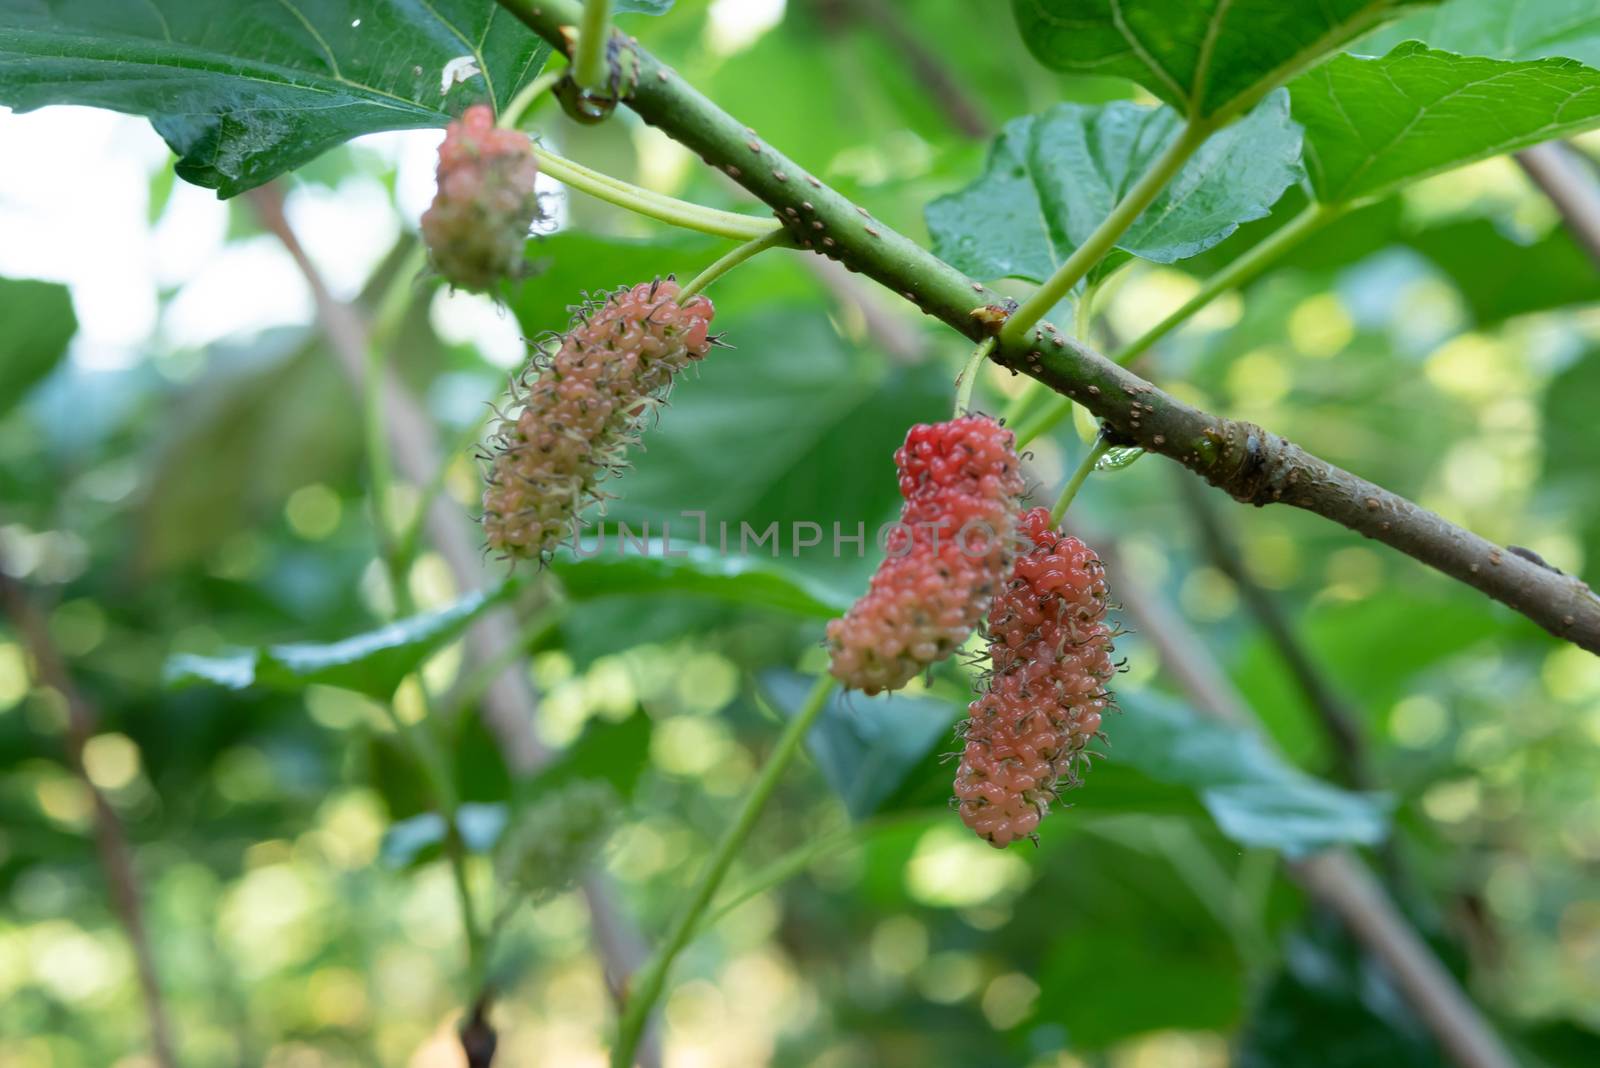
[0,0,552,196]
[927,92,1301,282]
[551,545,850,619]
[164,586,511,699]
[1011,0,1431,120]
[762,670,958,822]
[1363,0,1600,67]
[1294,42,1600,204]
[0,277,75,421]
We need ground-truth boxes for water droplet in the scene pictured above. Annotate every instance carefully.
[1095,447,1144,472]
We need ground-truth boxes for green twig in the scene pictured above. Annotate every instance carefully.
[1113,201,1342,367]
[610,673,838,1068]
[1000,122,1211,346]
[531,145,778,241]
[1049,434,1111,526]
[573,0,613,93]
[500,66,566,129]
[954,336,996,416]
[677,229,792,300]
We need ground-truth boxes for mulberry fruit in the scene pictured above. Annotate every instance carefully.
[421,104,541,291]
[482,279,716,559]
[826,415,1025,694]
[954,507,1116,848]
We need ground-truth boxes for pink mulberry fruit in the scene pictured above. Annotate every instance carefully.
[826,415,1026,694]
[421,104,541,291]
[954,507,1116,848]
[481,280,716,560]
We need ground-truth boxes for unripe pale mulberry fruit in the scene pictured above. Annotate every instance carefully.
[482,279,716,560]
[421,104,541,291]
[826,415,1026,695]
[954,507,1116,848]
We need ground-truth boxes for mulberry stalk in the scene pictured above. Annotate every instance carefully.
[954,507,1116,848]
[826,416,1026,695]
[421,104,541,291]
[481,280,716,560]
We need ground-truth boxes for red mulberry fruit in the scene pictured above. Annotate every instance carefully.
[826,415,1026,695]
[481,280,716,559]
[954,507,1116,848]
[421,104,541,291]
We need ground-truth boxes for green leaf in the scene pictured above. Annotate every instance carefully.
[0,277,75,421]
[761,670,957,822]
[164,586,510,699]
[1362,0,1600,67]
[616,1,674,13]
[0,0,552,196]
[926,92,1301,283]
[1011,0,1431,120]
[1111,691,1393,856]
[552,545,850,619]
[1294,42,1600,205]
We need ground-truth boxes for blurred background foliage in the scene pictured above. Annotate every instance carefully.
[1,1,1600,1066]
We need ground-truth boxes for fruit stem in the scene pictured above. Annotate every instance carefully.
[1049,434,1111,526]
[610,672,838,1068]
[1112,200,1343,367]
[953,336,996,416]
[500,66,566,130]
[1001,119,1212,347]
[677,229,793,301]
[573,0,613,93]
[1001,275,1102,440]
[530,145,779,240]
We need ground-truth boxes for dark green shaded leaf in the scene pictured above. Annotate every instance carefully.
[1295,42,1600,204]
[1406,216,1600,324]
[164,587,509,699]
[1011,0,1429,118]
[616,1,675,14]
[762,669,957,821]
[521,713,653,801]
[927,92,1301,282]
[0,277,75,421]
[0,0,552,196]
[1239,918,1448,1068]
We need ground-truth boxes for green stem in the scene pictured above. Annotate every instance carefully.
[611,673,838,1068]
[573,0,613,93]
[954,336,996,416]
[677,229,792,300]
[1014,202,1341,449]
[1000,121,1211,346]
[1049,435,1111,526]
[531,145,778,240]
[500,66,565,129]
[1112,201,1342,367]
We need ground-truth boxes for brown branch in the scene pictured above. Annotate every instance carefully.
[1176,474,1373,789]
[0,565,178,1068]
[1517,141,1600,270]
[495,0,1600,655]
[1091,537,1517,1068]
[247,187,661,1068]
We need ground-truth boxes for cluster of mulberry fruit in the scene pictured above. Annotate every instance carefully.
[421,104,542,291]
[954,506,1116,848]
[826,415,1025,695]
[481,280,716,559]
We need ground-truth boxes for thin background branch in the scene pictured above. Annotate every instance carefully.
[0,564,179,1068]
[248,186,661,1068]
[1517,140,1600,270]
